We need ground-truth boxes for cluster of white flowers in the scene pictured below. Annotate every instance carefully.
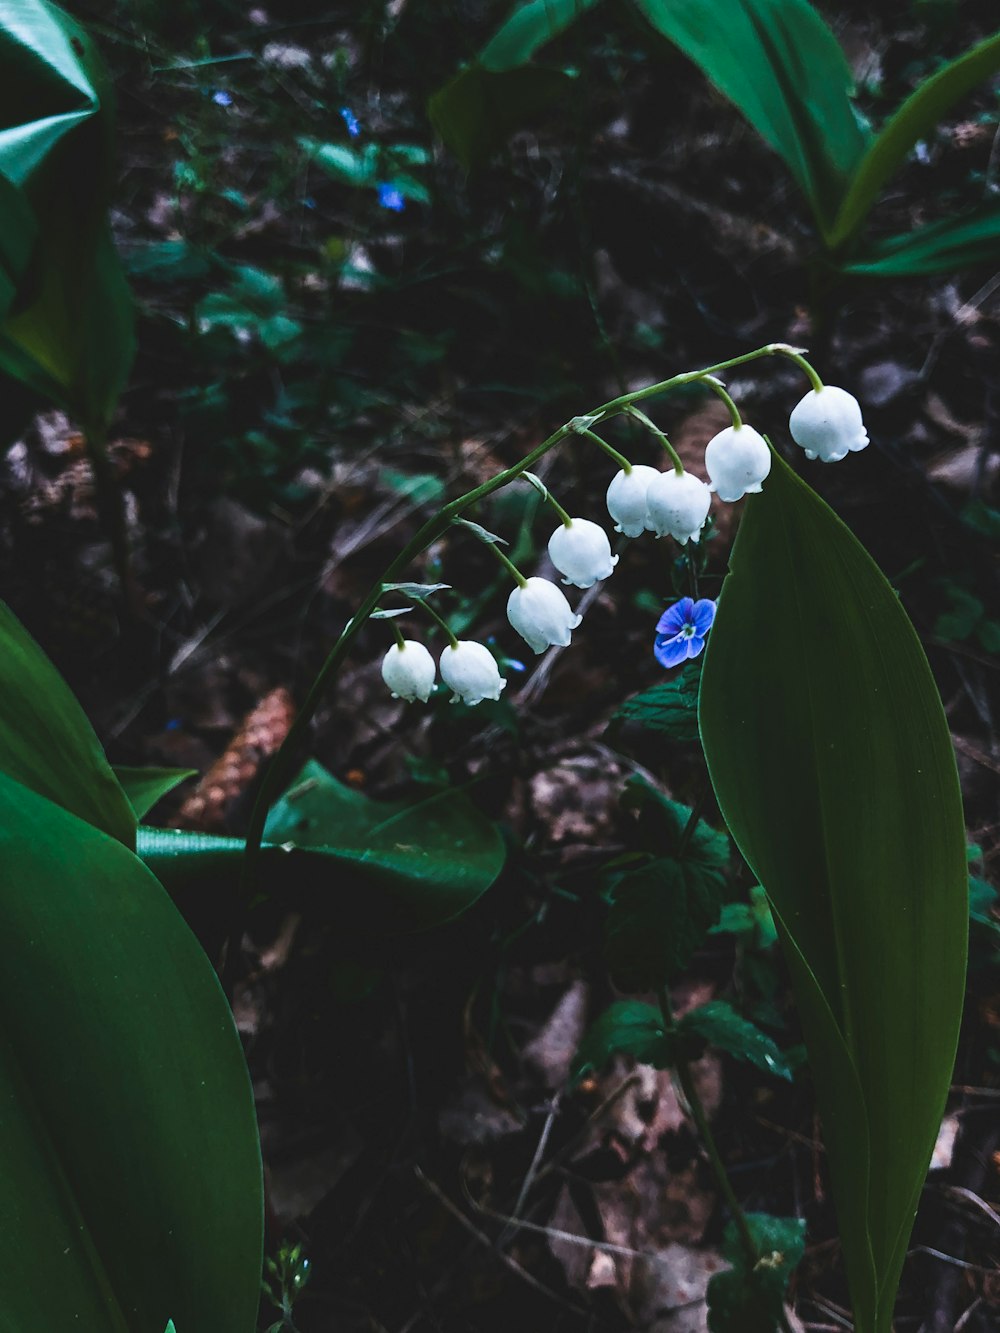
[380,380,866,705]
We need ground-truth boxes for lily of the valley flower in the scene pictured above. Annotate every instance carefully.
[507,577,582,654]
[381,640,436,702]
[606,465,660,537]
[789,386,869,462]
[645,469,712,544]
[548,518,618,588]
[654,597,717,668]
[704,424,771,502]
[440,640,507,705]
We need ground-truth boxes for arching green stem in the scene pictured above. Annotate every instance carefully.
[776,346,824,392]
[485,541,528,589]
[576,427,633,474]
[700,376,742,429]
[414,597,459,649]
[624,405,684,475]
[228,341,813,989]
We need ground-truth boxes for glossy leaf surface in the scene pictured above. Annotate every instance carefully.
[699,451,967,1333]
[139,760,505,935]
[0,600,134,846]
[841,203,1000,276]
[679,999,792,1081]
[633,0,868,235]
[114,766,196,820]
[0,771,262,1333]
[830,31,1000,248]
[0,0,133,429]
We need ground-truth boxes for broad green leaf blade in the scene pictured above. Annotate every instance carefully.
[679,999,792,1080]
[0,600,135,846]
[572,1000,670,1078]
[479,0,602,70]
[429,63,573,168]
[830,31,1000,249]
[138,761,506,936]
[113,766,196,820]
[0,771,262,1333]
[0,0,134,429]
[840,204,1000,277]
[633,0,868,236]
[698,450,967,1333]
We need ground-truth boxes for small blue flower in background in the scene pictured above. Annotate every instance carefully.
[339,106,361,138]
[377,183,406,212]
[212,90,233,107]
[654,596,717,668]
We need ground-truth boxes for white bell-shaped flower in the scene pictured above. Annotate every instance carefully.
[704,424,771,502]
[381,639,436,702]
[645,469,712,544]
[507,577,582,654]
[547,518,618,589]
[439,640,507,706]
[789,385,869,462]
[606,464,660,537]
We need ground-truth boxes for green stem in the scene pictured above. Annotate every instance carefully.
[538,486,573,529]
[577,428,633,474]
[416,596,459,649]
[775,346,823,393]
[392,619,406,649]
[485,541,528,589]
[658,986,759,1269]
[700,376,742,429]
[623,405,684,475]
[227,342,808,988]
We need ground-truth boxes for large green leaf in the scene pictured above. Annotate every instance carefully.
[0,170,36,318]
[698,450,967,1333]
[139,760,506,936]
[829,31,1000,249]
[428,0,601,167]
[633,0,868,237]
[0,770,262,1332]
[840,203,1000,277]
[0,600,135,846]
[0,0,134,430]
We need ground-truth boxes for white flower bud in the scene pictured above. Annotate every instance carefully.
[704,424,771,502]
[606,464,660,537]
[439,640,507,706]
[789,386,869,462]
[547,518,618,589]
[380,639,436,702]
[506,577,582,654]
[645,469,712,544]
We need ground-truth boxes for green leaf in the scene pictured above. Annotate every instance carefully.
[0,771,262,1332]
[0,600,135,846]
[707,1213,805,1333]
[841,203,1000,277]
[610,657,702,741]
[830,32,1000,248]
[0,171,36,320]
[711,885,778,950]
[679,999,792,1080]
[960,499,1000,540]
[698,449,967,1333]
[0,1,134,429]
[479,0,602,70]
[113,766,196,820]
[934,584,984,641]
[633,0,868,236]
[299,137,378,186]
[139,761,505,936]
[572,1000,672,1077]
[429,63,575,168]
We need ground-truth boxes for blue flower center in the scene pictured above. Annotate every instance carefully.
[681,624,696,638]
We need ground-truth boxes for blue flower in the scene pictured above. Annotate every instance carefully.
[212,90,233,107]
[339,106,361,138]
[377,183,406,212]
[654,597,717,668]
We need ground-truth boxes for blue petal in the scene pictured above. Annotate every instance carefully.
[377,183,406,211]
[690,599,717,635]
[685,633,706,660]
[654,633,691,669]
[656,596,694,636]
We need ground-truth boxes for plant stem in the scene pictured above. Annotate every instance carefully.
[658,985,759,1269]
[415,595,459,648]
[700,376,742,429]
[776,347,824,393]
[577,427,633,474]
[226,342,811,989]
[624,405,684,474]
[484,540,528,588]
